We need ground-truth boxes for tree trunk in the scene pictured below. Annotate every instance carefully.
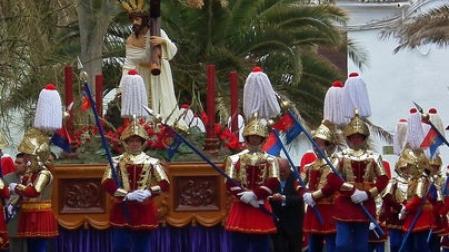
[76,0,118,94]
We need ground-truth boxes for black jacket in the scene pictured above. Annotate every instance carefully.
[269,173,304,236]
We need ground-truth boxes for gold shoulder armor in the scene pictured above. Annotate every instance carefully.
[34,169,52,193]
[102,156,121,183]
[302,163,313,184]
[225,154,240,180]
[416,175,430,198]
[373,153,386,176]
[146,156,161,166]
[381,177,397,198]
[329,153,341,173]
[151,160,169,184]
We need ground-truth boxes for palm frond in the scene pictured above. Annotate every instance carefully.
[383,5,449,51]
[366,119,393,144]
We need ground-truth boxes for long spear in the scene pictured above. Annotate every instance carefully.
[398,182,432,252]
[143,105,277,220]
[81,78,120,188]
[286,110,384,237]
[83,81,131,222]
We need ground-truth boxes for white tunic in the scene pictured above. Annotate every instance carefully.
[121,29,184,126]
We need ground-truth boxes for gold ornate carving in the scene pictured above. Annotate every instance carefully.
[174,176,220,211]
[59,178,105,214]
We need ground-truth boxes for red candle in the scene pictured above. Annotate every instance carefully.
[229,71,239,136]
[206,65,216,138]
[95,74,104,117]
[64,65,74,132]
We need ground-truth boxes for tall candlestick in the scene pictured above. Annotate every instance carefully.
[206,64,216,138]
[229,71,239,137]
[95,74,104,117]
[204,64,220,155]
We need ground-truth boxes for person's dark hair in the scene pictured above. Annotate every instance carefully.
[130,14,150,38]
[16,153,25,159]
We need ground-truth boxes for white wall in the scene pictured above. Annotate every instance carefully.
[340,0,449,163]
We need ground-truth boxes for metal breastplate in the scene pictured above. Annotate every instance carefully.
[238,152,268,190]
[394,177,408,203]
[118,153,152,192]
[306,159,330,191]
[407,175,430,199]
[340,149,377,184]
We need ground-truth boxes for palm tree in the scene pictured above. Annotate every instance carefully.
[386,5,449,52]
[101,1,349,125]
[0,1,78,129]
[159,0,348,125]
[1,0,352,130]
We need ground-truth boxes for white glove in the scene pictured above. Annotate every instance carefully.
[8,183,17,193]
[398,205,407,220]
[124,191,140,202]
[369,222,376,231]
[237,191,257,205]
[351,189,368,204]
[6,204,15,217]
[124,189,151,202]
[303,193,316,207]
[136,189,152,200]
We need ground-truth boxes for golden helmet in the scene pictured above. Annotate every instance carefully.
[396,147,429,177]
[343,112,370,137]
[18,128,50,162]
[312,120,335,143]
[243,115,268,138]
[120,118,148,141]
[429,154,442,167]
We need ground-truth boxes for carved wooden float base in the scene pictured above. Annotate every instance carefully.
[51,162,230,230]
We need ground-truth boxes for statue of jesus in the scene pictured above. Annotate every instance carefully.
[119,0,183,126]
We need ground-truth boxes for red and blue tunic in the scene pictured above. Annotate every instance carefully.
[224,150,280,234]
[298,151,336,234]
[102,152,169,230]
[322,149,389,223]
[15,169,58,238]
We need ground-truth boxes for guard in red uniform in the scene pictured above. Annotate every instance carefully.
[396,147,432,252]
[441,165,449,252]
[10,128,58,252]
[0,133,11,249]
[0,179,9,250]
[102,119,169,252]
[368,160,391,252]
[427,155,446,252]
[298,121,336,252]
[224,115,280,252]
[321,112,389,252]
[381,159,409,252]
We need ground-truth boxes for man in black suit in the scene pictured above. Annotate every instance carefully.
[270,158,304,252]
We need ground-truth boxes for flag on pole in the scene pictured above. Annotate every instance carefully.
[421,128,444,158]
[51,128,72,152]
[262,132,282,156]
[272,112,303,144]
